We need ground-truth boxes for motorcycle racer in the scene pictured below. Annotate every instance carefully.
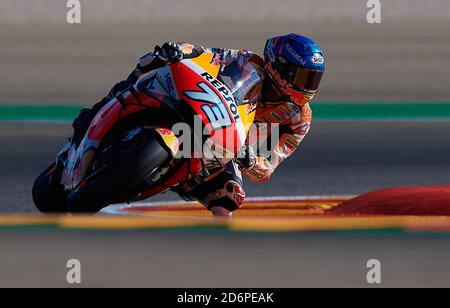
[71,34,325,216]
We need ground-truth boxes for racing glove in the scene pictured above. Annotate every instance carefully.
[242,157,274,182]
[235,144,257,170]
[157,42,185,63]
[235,145,275,182]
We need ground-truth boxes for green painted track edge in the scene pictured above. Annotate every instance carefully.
[2,103,450,121]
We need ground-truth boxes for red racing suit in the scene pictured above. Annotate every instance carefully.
[196,44,312,184]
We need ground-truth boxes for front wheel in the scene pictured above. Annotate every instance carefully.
[66,130,171,213]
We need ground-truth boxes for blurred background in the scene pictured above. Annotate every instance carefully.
[1,0,450,104]
[1,0,450,287]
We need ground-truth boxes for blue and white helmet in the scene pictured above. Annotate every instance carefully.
[264,34,325,104]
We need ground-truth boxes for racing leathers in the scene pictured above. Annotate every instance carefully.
[72,42,312,212]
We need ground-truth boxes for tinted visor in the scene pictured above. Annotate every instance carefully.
[278,62,323,92]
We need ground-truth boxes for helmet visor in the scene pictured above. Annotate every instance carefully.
[278,62,324,92]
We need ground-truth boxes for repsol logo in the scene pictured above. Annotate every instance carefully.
[201,72,240,122]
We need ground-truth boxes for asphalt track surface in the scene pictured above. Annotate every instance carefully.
[2,120,450,214]
[1,231,450,288]
[3,121,450,287]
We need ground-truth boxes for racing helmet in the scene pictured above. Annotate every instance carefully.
[264,34,325,106]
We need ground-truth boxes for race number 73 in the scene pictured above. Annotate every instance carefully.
[184,82,233,130]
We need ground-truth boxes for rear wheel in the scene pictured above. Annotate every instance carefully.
[66,129,171,213]
[32,162,68,213]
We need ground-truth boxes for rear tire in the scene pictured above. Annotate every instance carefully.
[32,163,67,213]
[66,131,170,213]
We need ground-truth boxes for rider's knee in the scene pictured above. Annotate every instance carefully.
[207,180,246,212]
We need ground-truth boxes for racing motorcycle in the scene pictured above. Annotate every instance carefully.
[32,52,261,213]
